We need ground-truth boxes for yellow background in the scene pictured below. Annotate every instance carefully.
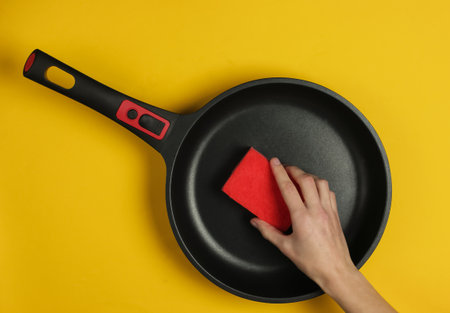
[1,1,449,312]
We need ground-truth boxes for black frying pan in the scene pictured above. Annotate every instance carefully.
[23,49,391,303]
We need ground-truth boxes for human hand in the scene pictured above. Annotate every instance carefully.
[250,157,356,287]
[250,157,396,312]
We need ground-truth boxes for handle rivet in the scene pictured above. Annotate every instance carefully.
[127,109,138,119]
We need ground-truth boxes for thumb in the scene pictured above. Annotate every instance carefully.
[250,218,286,248]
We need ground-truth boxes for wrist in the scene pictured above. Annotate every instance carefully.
[316,263,362,297]
[315,265,397,313]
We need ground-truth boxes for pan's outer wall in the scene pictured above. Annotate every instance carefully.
[161,78,392,303]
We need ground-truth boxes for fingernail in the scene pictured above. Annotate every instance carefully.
[271,157,281,166]
[250,219,258,228]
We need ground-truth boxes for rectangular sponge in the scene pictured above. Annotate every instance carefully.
[222,147,291,231]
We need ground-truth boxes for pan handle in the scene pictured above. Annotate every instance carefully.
[23,49,179,154]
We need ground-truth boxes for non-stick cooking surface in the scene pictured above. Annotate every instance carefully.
[169,82,389,301]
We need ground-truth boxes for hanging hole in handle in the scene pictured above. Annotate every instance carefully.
[45,66,75,89]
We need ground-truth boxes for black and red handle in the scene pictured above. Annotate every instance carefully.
[23,49,178,153]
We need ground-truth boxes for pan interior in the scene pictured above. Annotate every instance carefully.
[170,82,388,301]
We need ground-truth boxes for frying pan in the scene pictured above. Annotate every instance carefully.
[23,49,391,303]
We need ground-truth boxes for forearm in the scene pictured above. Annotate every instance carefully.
[318,267,397,313]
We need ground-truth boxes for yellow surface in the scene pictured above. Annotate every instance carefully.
[1,1,449,312]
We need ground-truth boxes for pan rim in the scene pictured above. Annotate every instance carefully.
[164,77,392,303]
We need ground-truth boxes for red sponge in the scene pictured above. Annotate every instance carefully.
[222,147,291,231]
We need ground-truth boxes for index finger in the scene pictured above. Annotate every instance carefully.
[270,157,306,219]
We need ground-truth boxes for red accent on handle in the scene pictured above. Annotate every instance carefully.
[116,100,170,140]
[24,52,36,72]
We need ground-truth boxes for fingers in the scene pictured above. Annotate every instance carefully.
[329,191,342,227]
[270,158,306,219]
[330,191,337,212]
[316,178,331,210]
[284,166,321,208]
[250,218,286,249]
